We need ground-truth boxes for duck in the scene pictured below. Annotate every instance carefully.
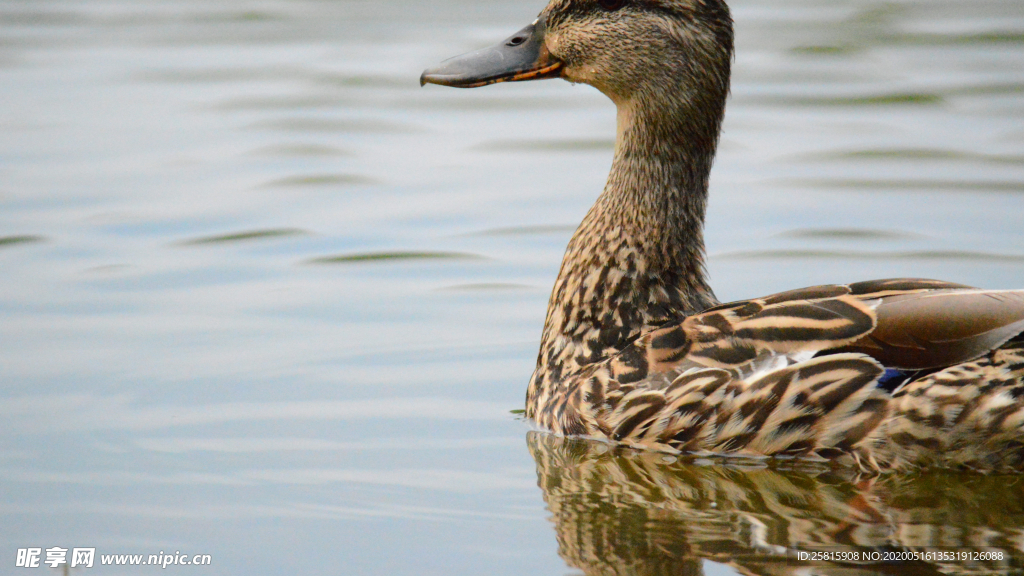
[421,0,1024,473]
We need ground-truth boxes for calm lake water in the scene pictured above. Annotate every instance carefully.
[2,0,1023,574]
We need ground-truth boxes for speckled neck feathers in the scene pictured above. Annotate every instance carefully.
[526,16,732,420]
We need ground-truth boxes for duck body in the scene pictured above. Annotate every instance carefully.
[422,0,1024,472]
[528,278,1024,472]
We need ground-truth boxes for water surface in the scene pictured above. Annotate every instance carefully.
[1,0,1023,574]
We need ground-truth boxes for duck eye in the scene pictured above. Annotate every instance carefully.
[597,0,625,10]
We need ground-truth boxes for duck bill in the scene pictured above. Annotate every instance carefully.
[420,17,562,88]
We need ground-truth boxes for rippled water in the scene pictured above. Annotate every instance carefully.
[1,0,1022,574]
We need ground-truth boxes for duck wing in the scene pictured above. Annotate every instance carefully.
[839,289,1024,370]
[626,278,1024,375]
[573,278,1024,469]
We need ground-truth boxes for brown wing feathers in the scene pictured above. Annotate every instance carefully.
[574,279,1024,471]
[659,295,877,370]
[842,289,1024,370]
[695,281,1024,372]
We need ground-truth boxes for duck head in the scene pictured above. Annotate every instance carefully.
[421,0,733,109]
[423,1,735,385]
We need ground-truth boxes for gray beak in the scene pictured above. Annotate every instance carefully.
[420,17,562,88]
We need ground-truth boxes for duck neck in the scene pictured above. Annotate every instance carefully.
[528,90,724,411]
[601,95,721,307]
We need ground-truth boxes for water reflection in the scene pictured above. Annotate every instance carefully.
[528,432,1024,575]
[0,235,44,248]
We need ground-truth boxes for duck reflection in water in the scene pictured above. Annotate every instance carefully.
[527,432,1024,575]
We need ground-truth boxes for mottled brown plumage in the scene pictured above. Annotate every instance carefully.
[422,0,1024,472]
